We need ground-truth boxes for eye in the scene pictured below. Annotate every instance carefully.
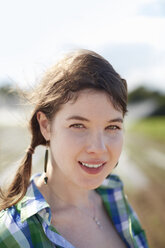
[106,125,120,130]
[69,123,85,129]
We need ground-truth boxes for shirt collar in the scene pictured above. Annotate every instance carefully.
[98,174,123,190]
[18,174,123,224]
[17,176,50,223]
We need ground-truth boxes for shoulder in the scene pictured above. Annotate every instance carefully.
[0,206,30,247]
[0,205,20,229]
[0,207,19,247]
[0,178,51,248]
[0,202,42,248]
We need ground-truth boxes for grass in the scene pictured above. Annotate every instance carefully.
[128,116,165,143]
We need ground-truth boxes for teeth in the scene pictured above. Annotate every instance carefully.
[81,162,103,168]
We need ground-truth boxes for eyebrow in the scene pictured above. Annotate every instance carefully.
[66,115,123,123]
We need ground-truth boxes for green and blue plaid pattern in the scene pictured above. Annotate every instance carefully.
[0,174,149,248]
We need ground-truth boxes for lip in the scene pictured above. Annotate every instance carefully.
[79,160,106,165]
[78,161,106,175]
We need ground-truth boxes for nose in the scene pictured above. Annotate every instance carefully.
[86,131,107,155]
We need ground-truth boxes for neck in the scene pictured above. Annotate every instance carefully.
[35,172,95,211]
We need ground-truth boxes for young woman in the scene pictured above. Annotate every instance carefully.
[0,50,148,248]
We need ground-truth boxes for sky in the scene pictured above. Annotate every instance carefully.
[0,0,165,92]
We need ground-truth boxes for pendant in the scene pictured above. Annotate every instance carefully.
[93,216,103,230]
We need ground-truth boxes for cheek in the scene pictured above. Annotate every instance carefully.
[62,130,87,147]
[107,132,123,153]
[50,131,85,158]
[116,132,124,147]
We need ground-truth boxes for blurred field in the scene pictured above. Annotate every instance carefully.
[0,108,44,184]
[0,112,165,248]
[125,117,165,248]
[129,117,165,143]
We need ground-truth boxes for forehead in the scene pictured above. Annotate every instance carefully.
[54,89,123,120]
[70,89,111,104]
[70,89,121,110]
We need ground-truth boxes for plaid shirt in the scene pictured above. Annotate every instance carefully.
[0,174,149,248]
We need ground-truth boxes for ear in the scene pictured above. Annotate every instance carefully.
[37,111,51,141]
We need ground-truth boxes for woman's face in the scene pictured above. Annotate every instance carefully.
[40,89,124,190]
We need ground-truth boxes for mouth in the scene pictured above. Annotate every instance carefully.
[78,161,106,174]
[79,161,105,168]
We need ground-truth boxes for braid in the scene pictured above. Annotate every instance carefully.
[0,111,45,211]
[0,145,34,210]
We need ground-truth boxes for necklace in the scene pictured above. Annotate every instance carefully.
[92,215,103,230]
[77,200,103,230]
[52,191,103,230]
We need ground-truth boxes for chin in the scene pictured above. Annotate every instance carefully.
[78,176,106,190]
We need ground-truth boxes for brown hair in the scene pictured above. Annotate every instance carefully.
[0,49,127,210]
